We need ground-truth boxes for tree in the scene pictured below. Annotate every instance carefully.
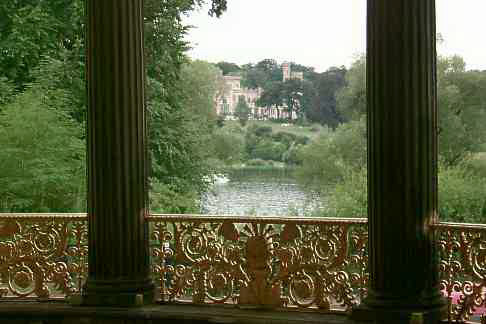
[281,79,304,122]
[142,0,229,212]
[211,129,244,165]
[336,55,366,121]
[216,61,241,75]
[180,60,224,124]
[296,117,366,189]
[0,87,85,212]
[0,0,228,213]
[437,55,486,165]
[257,81,283,119]
[306,67,347,127]
[241,59,282,89]
[234,95,251,126]
[0,0,85,88]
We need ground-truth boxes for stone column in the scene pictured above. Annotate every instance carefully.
[83,0,154,306]
[359,0,445,322]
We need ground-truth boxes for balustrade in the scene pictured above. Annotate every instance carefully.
[0,214,485,322]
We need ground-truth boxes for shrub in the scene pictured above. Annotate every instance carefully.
[296,117,366,189]
[295,135,310,145]
[246,159,266,166]
[211,130,244,165]
[251,139,287,161]
[272,131,297,146]
[463,153,486,179]
[438,162,486,223]
[222,123,245,135]
[150,179,199,214]
[282,144,304,165]
[318,162,486,222]
[325,167,367,218]
[251,125,273,137]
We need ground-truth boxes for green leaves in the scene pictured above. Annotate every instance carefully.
[336,55,366,122]
[0,86,85,212]
[234,95,251,127]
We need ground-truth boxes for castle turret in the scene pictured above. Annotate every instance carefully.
[282,62,290,81]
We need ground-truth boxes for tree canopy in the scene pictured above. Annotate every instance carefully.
[0,0,228,213]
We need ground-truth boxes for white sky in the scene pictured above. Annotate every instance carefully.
[184,1,486,72]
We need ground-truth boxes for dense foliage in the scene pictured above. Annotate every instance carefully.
[295,55,486,222]
[1,1,484,222]
[0,0,227,213]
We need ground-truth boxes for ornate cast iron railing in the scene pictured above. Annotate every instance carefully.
[0,214,87,299]
[147,214,368,312]
[1,213,486,322]
[433,222,486,323]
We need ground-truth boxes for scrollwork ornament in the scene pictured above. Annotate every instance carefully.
[0,215,87,299]
[147,216,368,311]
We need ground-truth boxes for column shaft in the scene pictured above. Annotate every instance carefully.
[84,0,154,306]
[363,0,444,322]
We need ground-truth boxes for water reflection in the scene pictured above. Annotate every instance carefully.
[201,168,322,216]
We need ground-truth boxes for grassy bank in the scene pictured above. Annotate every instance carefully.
[223,120,326,140]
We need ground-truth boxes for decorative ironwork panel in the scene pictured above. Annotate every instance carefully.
[0,214,88,300]
[148,215,368,312]
[434,223,486,322]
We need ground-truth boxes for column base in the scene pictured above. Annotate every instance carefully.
[351,299,447,324]
[81,279,155,307]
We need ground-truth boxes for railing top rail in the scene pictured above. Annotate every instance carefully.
[146,213,368,225]
[2,214,485,230]
[432,221,486,231]
[0,213,87,221]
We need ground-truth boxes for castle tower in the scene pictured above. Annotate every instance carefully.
[282,62,290,81]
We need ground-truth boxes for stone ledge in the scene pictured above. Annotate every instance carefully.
[0,302,366,324]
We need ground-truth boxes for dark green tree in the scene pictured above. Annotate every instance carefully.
[281,79,304,122]
[257,81,283,119]
[216,61,241,75]
[234,95,251,126]
[306,67,347,127]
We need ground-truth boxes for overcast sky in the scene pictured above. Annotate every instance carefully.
[184,1,486,72]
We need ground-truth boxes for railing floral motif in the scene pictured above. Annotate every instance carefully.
[147,215,368,312]
[0,214,87,299]
[434,222,486,323]
[1,213,485,322]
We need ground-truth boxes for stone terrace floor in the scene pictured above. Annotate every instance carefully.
[0,302,369,324]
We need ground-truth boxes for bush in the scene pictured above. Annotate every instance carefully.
[463,153,486,179]
[272,131,297,146]
[325,167,367,218]
[296,117,366,188]
[212,130,244,165]
[318,161,486,222]
[251,139,287,161]
[438,163,486,223]
[282,144,304,165]
[222,123,245,135]
[295,135,310,145]
[250,125,273,137]
[246,159,267,166]
[150,179,200,214]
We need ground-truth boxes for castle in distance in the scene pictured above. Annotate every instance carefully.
[216,62,303,120]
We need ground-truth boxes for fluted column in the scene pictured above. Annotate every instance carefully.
[83,0,154,306]
[360,0,445,322]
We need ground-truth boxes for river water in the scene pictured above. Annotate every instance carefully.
[201,168,322,216]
